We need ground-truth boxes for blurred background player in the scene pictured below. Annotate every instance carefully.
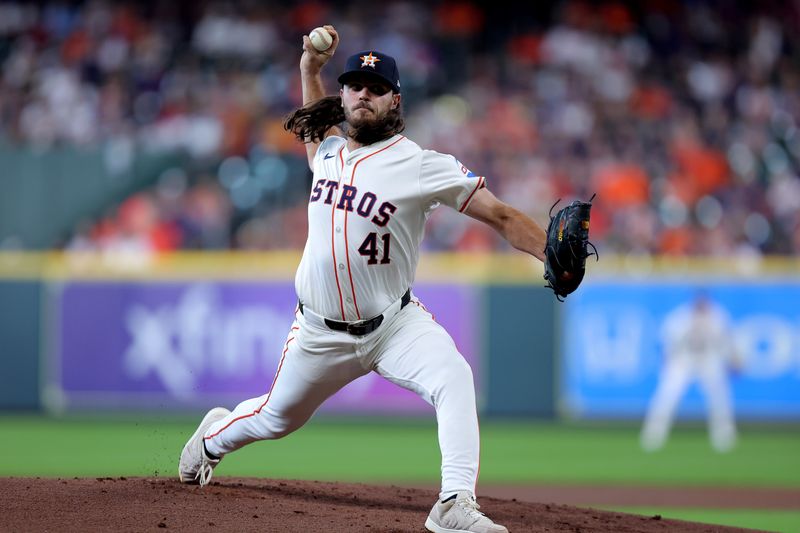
[640,292,741,452]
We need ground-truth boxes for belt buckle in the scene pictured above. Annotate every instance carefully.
[346,320,370,336]
[346,314,384,336]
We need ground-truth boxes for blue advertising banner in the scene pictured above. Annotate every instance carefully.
[47,281,478,413]
[561,281,800,420]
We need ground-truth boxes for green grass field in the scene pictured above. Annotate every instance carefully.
[605,508,800,533]
[2,415,798,531]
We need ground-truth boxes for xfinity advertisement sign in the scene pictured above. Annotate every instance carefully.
[46,281,478,413]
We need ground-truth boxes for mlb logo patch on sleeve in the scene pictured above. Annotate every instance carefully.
[453,157,477,178]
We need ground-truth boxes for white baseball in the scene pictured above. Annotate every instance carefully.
[309,27,333,52]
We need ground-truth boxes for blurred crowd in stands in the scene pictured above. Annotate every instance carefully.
[1,0,798,256]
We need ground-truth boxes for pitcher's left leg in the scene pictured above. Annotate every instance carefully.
[371,303,479,499]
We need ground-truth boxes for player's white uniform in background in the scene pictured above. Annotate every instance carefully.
[640,298,738,452]
[203,134,487,499]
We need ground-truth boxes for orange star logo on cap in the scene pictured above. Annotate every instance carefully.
[360,52,381,68]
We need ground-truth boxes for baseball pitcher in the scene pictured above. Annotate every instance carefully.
[179,26,590,533]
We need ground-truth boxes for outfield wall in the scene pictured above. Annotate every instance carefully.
[0,280,41,409]
[0,252,797,420]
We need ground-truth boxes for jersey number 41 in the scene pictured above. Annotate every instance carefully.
[358,232,390,265]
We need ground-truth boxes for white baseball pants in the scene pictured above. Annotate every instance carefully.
[640,356,737,452]
[203,298,480,498]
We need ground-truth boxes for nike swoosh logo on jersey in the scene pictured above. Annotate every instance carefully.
[324,153,335,160]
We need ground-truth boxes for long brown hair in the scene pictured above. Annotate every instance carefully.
[284,95,405,145]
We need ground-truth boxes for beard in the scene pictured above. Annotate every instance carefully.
[344,103,404,145]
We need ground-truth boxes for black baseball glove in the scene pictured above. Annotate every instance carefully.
[543,195,597,300]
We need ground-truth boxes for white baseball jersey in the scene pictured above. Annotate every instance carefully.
[295,133,486,321]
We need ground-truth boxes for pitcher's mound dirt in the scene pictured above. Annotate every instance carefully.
[1,477,763,532]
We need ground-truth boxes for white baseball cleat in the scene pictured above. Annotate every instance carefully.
[178,407,231,486]
[425,491,508,533]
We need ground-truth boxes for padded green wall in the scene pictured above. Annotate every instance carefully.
[484,285,556,418]
[0,281,41,409]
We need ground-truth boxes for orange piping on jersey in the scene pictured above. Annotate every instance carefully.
[205,334,296,440]
[458,176,486,213]
[330,146,347,320]
[343,210,361,319]
[343,135,406,320]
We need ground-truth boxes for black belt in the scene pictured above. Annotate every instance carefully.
[299,289,411,336]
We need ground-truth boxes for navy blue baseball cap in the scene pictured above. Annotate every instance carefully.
[338,50,401,93]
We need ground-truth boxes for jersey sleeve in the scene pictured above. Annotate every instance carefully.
[313,135,346,168]
[419,150,486,212]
